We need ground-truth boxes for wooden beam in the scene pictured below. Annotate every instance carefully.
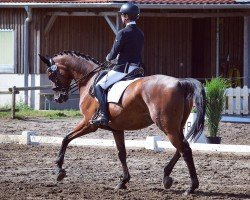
[116,13,123,31]
[141,12,250,18]
[104,15,117,35]
[244,16,250,87]
[47,11,250,18]
[11,86,16,119]
[36,29,40,73]
[8,85,51,92]
[216,17,220,77]
[44,15,57,35]
[116,14,120,31]
[0,91,12,94]
[47,11,117,17]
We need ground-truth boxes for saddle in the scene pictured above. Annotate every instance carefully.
[89,67,144,97]
[89,67,144,124]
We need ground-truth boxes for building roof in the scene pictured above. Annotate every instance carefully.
[0,0,250,7]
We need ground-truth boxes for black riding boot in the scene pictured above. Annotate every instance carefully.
[91,85,109,126]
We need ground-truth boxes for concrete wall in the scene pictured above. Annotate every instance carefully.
[0,74,79,110]
[0,74,48,109]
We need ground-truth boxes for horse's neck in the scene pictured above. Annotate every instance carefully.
[72,61,94,79]
[56,54,98,93]
[78,73,97,97]
[72,60,98,92]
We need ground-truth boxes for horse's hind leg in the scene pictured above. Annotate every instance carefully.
[167,133,199,195]
[162,150,181,189]
[112,130,130,189]
[162,129,188,189]
[56,120,97,181]
[160,98,195,193]
[153,111,197,194]
[182,139,199,195]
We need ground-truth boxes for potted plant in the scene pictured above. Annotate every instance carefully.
[205,77,229,144]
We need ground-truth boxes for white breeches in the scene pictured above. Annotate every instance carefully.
[97,65,138,89]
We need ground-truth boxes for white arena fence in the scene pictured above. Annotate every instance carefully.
[0,131,250,153]
[223,86,250,115]
[0,85,249,117]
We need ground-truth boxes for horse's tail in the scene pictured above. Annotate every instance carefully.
[179,78,206,141]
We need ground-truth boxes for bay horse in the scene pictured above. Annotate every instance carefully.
[39,51,206,195]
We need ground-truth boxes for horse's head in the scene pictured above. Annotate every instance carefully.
[39,54,73,103]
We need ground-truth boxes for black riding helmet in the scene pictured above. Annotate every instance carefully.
[118,2,140,21]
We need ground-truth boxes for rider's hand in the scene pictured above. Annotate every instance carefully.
[110,59,117,64]
[106,54,110,62]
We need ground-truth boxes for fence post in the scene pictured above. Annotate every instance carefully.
[227,88,234,114]
[242,86,249,115]
[222,89,228,114]
[11,86,16,119]
[234,87,241,115]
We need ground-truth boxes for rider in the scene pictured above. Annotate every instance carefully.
[91,2,144,126]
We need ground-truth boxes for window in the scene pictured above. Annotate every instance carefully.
[0,30,14,73]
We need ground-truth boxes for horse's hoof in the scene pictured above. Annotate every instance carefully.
[115,182,127,190]
[163,176,173,189]
[184,179,199,195]
[184,188,194,195]
[57,169,66,181]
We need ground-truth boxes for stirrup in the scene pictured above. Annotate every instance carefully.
[90,114,109,126]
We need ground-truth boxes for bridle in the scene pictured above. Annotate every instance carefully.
[47,58,112,96]
[47,59,69,93]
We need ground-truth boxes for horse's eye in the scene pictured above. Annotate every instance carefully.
[52,86,60,91]
[48,74,53,81]
[48,72,56,81]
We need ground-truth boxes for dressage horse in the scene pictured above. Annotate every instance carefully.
[39,51,206,195]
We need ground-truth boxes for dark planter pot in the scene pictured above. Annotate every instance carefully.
[206,137,221,144]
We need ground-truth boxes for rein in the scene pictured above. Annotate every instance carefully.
[68,61,113,94]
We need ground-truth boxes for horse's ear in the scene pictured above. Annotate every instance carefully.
[39,54,51,67]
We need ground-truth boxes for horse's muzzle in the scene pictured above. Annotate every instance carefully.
[54,91,69,103]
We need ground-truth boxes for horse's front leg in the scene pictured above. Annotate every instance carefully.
[112,130,130,189]
[56,120,97,181]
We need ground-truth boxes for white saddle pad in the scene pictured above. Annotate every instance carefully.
[107,78,141,103]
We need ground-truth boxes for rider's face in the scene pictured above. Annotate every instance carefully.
[121,14,129,25]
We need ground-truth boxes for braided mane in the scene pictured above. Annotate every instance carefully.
[54,50,101,65]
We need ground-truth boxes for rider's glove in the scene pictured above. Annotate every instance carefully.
[106,54,110,62]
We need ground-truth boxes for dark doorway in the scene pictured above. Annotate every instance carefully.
[192,18,212,82]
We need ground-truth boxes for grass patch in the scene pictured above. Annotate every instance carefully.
[0,100,81,119]
[18,109,81,119]
[0,107,81,119]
